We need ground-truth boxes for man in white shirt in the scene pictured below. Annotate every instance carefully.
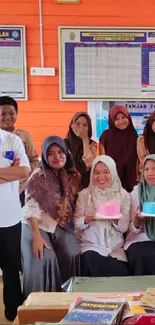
[0,113,30,321]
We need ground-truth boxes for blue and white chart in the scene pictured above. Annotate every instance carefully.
[59,27,155,100]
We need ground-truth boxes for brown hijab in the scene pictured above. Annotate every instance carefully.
[65,112,93,188]
[99,105,137,192]
[25,136,81,231]
[143,111,155,154]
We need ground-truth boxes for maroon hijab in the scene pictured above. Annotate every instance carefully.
[99,105,137,192]
[143,111,155,154]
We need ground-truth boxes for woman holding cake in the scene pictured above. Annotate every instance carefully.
[137,111,155,175]
[124,154,155,275]
[99,105,138,192]
[65,112,97,188]
[75,155,130,277]
[21,136,81,297]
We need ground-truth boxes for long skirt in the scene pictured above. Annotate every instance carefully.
[126,241,155,275]
[21,224,80,298]
[81,250,128,277]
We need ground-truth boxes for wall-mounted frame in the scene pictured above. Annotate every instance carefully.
[59,26,155,101]
[0,25,27,100]
[55,0,80,3]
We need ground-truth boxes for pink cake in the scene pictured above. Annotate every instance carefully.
[96,202,121,219]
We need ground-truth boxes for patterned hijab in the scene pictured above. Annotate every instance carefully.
[25,136,80,230]
[138,154,155,241]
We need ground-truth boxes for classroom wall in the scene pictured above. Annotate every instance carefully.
[1,0,155,153]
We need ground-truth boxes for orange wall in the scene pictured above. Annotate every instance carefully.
[1,0,154,153]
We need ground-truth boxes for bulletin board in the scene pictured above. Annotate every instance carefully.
[59,27,155,101]
[0,26,27,100]
[88,101,155,142]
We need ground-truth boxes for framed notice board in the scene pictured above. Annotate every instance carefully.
[59,27,155,101]
[0,26,27,100]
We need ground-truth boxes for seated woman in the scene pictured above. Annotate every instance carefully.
[137,111,155,175]
[65,112,97,189]
[21,136,81,298]
[99,105,137,192]
[75,155,130,277]
[124,154,155,275]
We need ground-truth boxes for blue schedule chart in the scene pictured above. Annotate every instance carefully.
[59,27,155,100]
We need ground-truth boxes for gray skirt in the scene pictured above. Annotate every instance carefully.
[21,223,80,298]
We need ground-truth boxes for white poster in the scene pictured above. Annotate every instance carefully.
[88,101,155,141]
[0,26,27,100]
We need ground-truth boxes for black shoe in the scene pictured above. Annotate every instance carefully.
[4,309,16,322]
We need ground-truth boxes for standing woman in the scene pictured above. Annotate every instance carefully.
[65,112,97,188]
[137,111,155,175]
[99,105,137,192]
[124,154,155,275]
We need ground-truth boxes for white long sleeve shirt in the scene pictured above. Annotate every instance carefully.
[74,188,130,262]
[124,185,150,250]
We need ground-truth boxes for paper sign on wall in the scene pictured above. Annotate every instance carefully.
[88,101,155,141]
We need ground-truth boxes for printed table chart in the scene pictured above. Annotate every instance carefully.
[74,44,141,97]
[59,27,155,100]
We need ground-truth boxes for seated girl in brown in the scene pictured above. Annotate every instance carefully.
[137,111,155,175]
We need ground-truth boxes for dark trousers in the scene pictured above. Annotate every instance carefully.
[20,191,25,207]
[126,241,155,275]
[0,222,24,319]
[81,250,128,277]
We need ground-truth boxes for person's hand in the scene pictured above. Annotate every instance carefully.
[12,158,20,166]
[134,210,144,229]
[72,124,88,140]
[84,214,94,224]
[33,234,51,259]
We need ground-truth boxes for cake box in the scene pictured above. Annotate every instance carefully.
[141,202,155,217]
[96,202,121,220]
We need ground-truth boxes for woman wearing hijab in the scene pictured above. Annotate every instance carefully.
[99,105,138,192]
[75,155,130,277]
[124,154,155,275]
[137,111,155,175]
[21,136,81,297]
[65,112,97,188]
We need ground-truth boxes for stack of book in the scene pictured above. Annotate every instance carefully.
[34,289,155,325]
[59,296,125,325]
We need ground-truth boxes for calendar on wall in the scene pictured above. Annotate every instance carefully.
[59,27,155,101]
[0,26,27,100]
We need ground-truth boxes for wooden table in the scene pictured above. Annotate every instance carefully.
[16,292,125,324]
[15,276,155,324]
